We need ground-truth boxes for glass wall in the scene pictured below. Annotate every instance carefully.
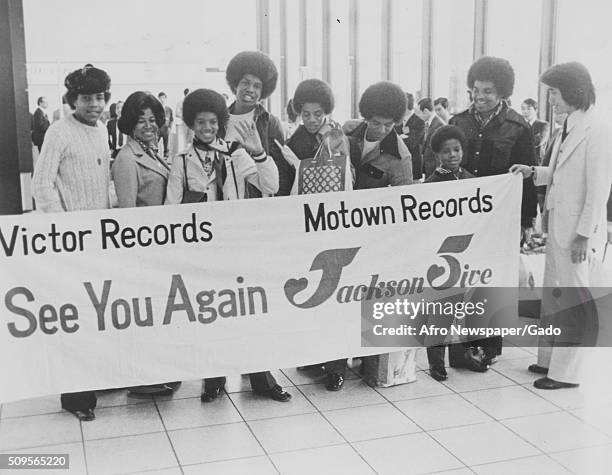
[23,0,612,129]
[329,0,351,122]
[431,0,474,113]
[391,0,423,97]
[557,0,612,121]
[23,0,257,112]
[487,0,543,109]
[357,0,383,96]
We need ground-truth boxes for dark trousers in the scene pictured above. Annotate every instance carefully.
[325,359,348,376]
[204,371,277,393]
[427,345,446,369]
[159,126,170,157]
[60,391,96,412]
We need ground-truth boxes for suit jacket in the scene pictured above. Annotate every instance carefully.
[534,108,611,249]
[161,105,174,132]
[107,118,125,157]
[111,139,170,207]
[530,119,549,164]
[395,113,425,180]
[31,107,50,147]
[535,126,561,196]
[421,115,445,178]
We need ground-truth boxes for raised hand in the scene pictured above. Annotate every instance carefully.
[235,120,264,156]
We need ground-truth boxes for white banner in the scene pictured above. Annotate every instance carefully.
[0,175,521,402]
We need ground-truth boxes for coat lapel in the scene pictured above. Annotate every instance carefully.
[127,141,169,180]
[555,112,588,169]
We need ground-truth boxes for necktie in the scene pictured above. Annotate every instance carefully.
[213,155,225,201]
[202,151,213,178]
[561,119,568,143]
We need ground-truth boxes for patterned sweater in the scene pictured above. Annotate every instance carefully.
[33,114,110,212]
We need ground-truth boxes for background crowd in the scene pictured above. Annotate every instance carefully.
[29,50,611,422]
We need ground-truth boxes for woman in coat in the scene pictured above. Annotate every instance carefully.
[111,91,180,396]
[112,92,170,208]
[511,62,611,389]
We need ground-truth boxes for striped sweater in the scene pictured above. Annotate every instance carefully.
[32,114,110,213]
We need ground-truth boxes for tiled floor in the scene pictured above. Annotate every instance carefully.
[1,347,611,474]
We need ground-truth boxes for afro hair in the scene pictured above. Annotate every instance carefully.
[430,125,467,153]
[182,89,229,128]
[467,56,515,99]
[541,62,595,111]
[226,51,278,100]
[64,64,111,107]
[359,81,406,122]
[292,78,335,114]
[118,92,166,135]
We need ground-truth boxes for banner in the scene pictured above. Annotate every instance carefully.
[0,175,521,402]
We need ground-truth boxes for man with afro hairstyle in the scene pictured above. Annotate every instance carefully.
[343,81,413,386]
[345,81,413,189]
[286,78,336,160]
[224,51,291,196]
[449,56,537,370]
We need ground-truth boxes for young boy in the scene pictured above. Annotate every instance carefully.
[424,125,487,380]
[425,125,474,183]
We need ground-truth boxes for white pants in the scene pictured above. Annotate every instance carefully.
[536,210,599,384]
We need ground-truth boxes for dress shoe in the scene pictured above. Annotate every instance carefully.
[67,408,95,421]
[429,367,448,381]
[326,373,345,391]
[258,385,292,402]
[200,387,223,402]
[269,385,292,402]
[528,364,549,375]
[533,377,579,390]
[129,384,175,396]
[482,355,498,366]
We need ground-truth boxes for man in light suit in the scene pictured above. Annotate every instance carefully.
[418,97,445,179]
[31,96,50,152]
[512,62,612,389]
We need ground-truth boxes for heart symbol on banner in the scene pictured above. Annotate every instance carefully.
[285,277,309,294]
[427,264,446,284]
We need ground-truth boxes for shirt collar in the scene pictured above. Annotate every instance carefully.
[469,100,505,128]
[228,101,268,120]
[565,109,585,133]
